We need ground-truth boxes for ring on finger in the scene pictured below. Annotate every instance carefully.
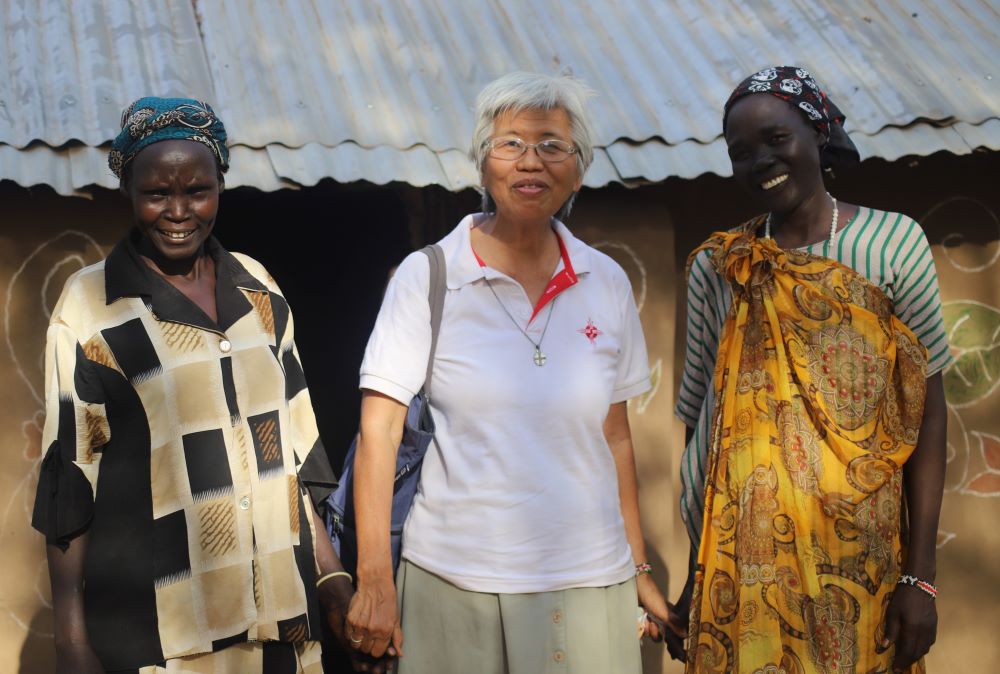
[349,630,364,644]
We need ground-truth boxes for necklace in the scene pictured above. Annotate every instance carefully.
[483,277,556,366]
[765,191,839,251]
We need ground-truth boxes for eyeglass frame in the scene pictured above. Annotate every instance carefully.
[484,136,579,163]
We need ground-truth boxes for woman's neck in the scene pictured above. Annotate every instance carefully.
[769,190,833,249]
[477,212,556,260]
[137,240,211,282]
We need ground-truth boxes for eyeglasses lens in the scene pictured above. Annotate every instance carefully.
[489,138,573,162]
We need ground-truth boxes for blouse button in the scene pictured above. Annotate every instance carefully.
[239,496,250,510]
[220,339,232,353]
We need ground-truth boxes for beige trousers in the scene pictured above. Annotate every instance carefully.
[396,560,642,674]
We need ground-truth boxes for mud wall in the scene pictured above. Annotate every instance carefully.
[2,148,998,673]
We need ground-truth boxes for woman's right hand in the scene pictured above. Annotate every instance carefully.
[351,391,408,660]
[665,564,696,662]
[55,641,104,674]
[345,573,403,659]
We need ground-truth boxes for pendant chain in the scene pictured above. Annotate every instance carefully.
[765,191,839,253]
[483,276,556,366]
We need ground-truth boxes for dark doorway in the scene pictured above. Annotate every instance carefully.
[216,180,412,470]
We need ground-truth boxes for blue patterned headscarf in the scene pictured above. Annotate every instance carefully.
[109,97,230,179]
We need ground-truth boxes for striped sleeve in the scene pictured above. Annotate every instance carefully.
[674,250,724,427]
[675,247,731,550]
[891,218,954,376]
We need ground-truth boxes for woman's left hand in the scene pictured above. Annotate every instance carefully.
[882,585,937,672]
[636,574,687,644]
[318,575,356,651]
[318,577,397,673]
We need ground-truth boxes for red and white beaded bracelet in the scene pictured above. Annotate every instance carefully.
[635,562,653,577]
[897,574,937,598]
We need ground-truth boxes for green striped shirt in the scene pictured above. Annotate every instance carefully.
[674,206,953,548]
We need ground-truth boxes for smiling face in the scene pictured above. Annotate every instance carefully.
[124,139,223,264]
[725,94,825,215]
[482,107,583,223]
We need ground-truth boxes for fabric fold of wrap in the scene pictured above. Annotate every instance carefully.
[686,224,927,673]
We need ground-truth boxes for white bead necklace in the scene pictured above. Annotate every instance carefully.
[765,192,839,250]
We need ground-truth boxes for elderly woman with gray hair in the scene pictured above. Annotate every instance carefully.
[345,72,683,673]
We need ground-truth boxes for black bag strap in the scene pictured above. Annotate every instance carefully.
[419,244,446,400]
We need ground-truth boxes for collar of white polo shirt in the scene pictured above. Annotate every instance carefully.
[442,214,593,291]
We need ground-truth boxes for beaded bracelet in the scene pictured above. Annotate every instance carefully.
[635,562,653,577]
[316,571,353,588]
[897,574,937,599]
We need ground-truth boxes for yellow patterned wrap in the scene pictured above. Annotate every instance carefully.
[686,222,928,674]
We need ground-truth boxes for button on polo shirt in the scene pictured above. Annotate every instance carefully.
[360,214,651,594]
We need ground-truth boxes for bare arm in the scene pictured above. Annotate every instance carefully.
[47,534,103,674]
[604,402,683,643]
[310,503,354,646]
[346,390,408,659]
[885,372,946,670]
[605,402,648,575]
[901,373,947,583]
[664,424,698,662]
[311,501,396,673]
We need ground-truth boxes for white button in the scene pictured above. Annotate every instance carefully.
[552,609,563,624]
[239,496,250,510]
[220,339,232,353]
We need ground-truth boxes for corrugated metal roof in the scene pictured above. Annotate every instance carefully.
[0,0,213,148]
[1,0,998,195]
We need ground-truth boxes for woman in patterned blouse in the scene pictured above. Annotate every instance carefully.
[33,97,364,673]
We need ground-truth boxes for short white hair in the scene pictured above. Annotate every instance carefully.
[469,71,596,219]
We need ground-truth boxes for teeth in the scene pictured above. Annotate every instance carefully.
[162,230,194,240]
[761,174,789,190]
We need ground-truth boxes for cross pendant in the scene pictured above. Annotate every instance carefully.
[533,347,547,366]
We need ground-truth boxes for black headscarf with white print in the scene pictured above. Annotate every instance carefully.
[723,66,860,169]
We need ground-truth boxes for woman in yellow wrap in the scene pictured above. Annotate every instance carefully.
[674,67,950,673]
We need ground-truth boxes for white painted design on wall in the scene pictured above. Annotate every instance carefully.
[592,241,648,312]
[920,198,1000,547]
[924,196,1000,273]
[592,241,659,415]
[2,231,104,638]
[635,359,662,415]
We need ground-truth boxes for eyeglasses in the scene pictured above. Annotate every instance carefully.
[486,137,577,163]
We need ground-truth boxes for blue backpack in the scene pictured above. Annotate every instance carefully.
[324,244,446,576]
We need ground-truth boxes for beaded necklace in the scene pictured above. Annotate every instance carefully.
[765,191,838,255]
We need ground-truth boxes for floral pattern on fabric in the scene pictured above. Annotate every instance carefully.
[685,221,927,673]
[806,324,890,430]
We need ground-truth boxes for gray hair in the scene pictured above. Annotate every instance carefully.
[469,71,596,220]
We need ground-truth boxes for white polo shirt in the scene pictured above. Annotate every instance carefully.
[359,214,651,593]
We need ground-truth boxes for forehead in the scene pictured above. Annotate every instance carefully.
[725,94,811,138]
[131,139,218,178]
[493,106,573,137]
